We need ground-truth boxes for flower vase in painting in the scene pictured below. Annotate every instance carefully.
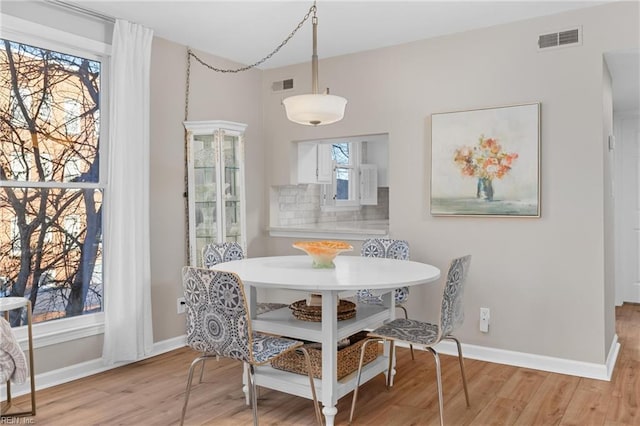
[476,177,494,201]
[454,136,518,202]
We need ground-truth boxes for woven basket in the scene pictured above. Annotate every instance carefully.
[289,299,357,322]
[271,331,379,379]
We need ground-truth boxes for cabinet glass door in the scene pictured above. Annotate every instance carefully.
[192,134,218,264]
[222,134,242,244]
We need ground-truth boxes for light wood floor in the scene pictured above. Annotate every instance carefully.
[3,303,639,425]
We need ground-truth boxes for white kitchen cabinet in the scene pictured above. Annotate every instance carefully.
[359,163,378,205]
[297,142,332,184]
[183,120,247,266]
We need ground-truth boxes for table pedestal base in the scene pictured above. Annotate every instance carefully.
[322,405,337,426]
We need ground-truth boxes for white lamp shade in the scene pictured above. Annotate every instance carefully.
[282,94,347,126]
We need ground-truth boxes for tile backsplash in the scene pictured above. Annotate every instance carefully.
[275,185,389,226]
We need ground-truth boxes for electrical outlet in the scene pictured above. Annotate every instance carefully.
[480,307,490,333]
[177,297,186,314]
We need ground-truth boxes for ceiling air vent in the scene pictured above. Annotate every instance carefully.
[538,26,582,51]
[272,78,294,93]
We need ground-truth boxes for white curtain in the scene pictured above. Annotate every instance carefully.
[103,20,154,363]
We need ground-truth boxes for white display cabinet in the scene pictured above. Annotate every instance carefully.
[183,120,247,266]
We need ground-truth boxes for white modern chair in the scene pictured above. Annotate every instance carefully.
[350,255,472,426]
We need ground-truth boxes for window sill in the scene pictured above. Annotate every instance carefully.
[11,312,104,350]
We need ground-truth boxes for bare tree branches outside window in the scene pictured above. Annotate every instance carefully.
[0,39,103,326]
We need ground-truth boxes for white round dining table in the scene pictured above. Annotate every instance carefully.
[212,255,441,426]
[215,255,441,290]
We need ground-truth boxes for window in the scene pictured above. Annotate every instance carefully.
[0,276,9,297]
[318,139,380,210]
[63,214,81,250]
[0,29,107,332]
[11,87,31,126]
[41,152,53,180]
[39,93,51,120]
[331,142,358,204]
[38,270,56,289]
[64,99,81,135]
[10,217,21,256]
[9,152,29,181]
[64,156,82,181]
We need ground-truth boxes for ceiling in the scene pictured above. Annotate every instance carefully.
[66,0,638,111]
[74,1,612,68]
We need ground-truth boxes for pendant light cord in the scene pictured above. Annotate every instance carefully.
[187,2,317,75]
[183,2,316,263]
[185,2,316,118]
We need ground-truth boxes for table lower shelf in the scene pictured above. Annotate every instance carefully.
[255,354,389,402]
[252,303,390,343]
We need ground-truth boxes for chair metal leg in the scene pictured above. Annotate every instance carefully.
[299,348,323,426]
[198,354,220,383]
[180,356,208,426]
[446,335,470,407]
[349,338,383,425]
[426,348,444,426]
[249,364,259,426]
[397,305,415,360]
[199,355,206,383]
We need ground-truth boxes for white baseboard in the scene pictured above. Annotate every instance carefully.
[1,335,187,399]
[2,332,621,402]
[396,334,620,381]
[628,283,640,303]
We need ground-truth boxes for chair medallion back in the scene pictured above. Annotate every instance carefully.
[359,238,410,304]
[182,266,252,363]
[202,242,244,268]
[440,255,472,336]
[361,238,410,260]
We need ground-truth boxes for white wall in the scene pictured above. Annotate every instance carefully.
[603,61,616,355]
[262,1,639,364]
[614,111,640,304]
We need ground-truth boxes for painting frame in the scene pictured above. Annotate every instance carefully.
[430,102,541,217]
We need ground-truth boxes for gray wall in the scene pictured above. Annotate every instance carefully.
[149,39,266,342]
[261,1,639,364]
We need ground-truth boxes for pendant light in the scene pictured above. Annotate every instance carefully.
[282,3,347,126]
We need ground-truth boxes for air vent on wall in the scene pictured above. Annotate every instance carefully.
[538,26,582,51]
[272,78,294,92]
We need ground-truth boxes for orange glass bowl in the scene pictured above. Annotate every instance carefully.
[292,240,354,269]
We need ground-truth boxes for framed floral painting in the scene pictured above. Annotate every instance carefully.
[430,103,540,217]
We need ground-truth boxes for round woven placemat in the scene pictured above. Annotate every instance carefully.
[289,299,356,322]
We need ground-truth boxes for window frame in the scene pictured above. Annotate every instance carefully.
[321,141,362,211]
[331,142,360,207]
[0,13,111,348]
